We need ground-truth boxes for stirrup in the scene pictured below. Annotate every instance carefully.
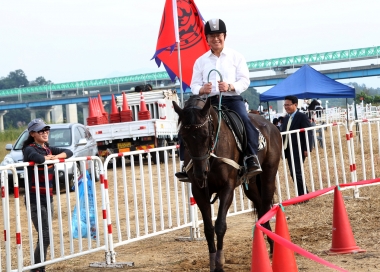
[244,154,262,178]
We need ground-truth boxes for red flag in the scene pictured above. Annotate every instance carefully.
[152,0,209,91]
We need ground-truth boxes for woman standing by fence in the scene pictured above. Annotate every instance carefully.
[22,119,73,272]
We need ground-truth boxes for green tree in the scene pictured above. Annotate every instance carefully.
[0,69,29,90]
[30,76,53,86]
[373,95,380,104]
[0,70,55,129]
[355,91,373,104]
[241,87,260,110]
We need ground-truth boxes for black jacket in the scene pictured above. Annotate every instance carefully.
[281,110,313,158]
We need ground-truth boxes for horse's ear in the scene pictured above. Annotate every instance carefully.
[200,97,211,117]
[172,101,183,120]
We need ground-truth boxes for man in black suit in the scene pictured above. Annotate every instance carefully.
[281,95,313,196]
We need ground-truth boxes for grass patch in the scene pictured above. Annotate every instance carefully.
[0,127,25,160]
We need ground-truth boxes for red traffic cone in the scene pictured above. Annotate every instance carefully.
[98,93,106,114]
[328,187,366,255]
[122,92,130,111]
[91,98,98,117]
[88,97,95,117]
[272,208,298,272]
[251,227,273,272]
[139,91,148,112]
[111,94,118,114]
[138,91,151,120]
[95,98,102,117]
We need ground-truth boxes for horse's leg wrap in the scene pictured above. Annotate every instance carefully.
[209,252,216,272]
[215,249,225,271]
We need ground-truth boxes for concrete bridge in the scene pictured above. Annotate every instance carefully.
[0,45,379,131]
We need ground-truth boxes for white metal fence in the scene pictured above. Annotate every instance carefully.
[1,120,380,270]
[1,156,107,272]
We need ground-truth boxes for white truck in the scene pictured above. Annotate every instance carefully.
[86,89,180,163]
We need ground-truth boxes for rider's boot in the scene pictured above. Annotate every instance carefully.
[175,164,190,182]
[245,154,262,179]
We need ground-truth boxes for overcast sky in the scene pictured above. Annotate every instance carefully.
[1,0,380,89]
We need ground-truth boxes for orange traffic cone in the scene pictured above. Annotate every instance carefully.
[95,98,102,117]
[328,187,366,255]
[92,98,99,117]
[111,94,118,114]
[87,97,103,126]
[122,91,130,111]
[138,91,151,120]
[88,97,95,117]
[110,94,121,123]
[120,92,133,122]
[139,91,148,112]
[97,93,106,114]
[251,227,273,272]
[272,208,298,272]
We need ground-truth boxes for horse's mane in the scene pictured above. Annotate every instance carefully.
[179,96,211,128]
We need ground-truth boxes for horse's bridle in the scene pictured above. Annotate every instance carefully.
[181,113,214,161]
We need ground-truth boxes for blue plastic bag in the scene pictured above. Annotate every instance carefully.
[71,171,96,239]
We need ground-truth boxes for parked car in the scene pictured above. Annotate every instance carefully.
[1,123,100,192]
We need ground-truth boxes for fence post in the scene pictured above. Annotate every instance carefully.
[1,167,14,272]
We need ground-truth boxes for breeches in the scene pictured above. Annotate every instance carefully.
[210,95,259,155]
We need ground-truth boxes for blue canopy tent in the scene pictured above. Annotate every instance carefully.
[259,64,356,122]
[260,64,355,102]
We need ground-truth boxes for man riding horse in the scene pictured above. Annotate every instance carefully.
[175,18,262,180]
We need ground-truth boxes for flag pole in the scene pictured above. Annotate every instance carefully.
[172,0,184,106]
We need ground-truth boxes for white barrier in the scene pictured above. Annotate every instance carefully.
[276,122,353,202]
[1,120,380,270]
[348,118,380,197]
[0,156,107,272]
[102,147,194,266]
[298,103,380,125]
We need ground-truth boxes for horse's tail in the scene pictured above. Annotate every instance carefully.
[250,174,275,219]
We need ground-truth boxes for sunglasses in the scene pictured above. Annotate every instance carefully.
[36,129,50,135]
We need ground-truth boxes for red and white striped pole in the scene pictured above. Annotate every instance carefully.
[1,168,12,271]
[12,166,24,270]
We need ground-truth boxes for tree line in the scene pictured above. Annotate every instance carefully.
[0,69,53,129]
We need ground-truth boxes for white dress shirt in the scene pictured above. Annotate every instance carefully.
[190,47,250,96]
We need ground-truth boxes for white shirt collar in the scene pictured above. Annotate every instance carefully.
[208,47,231,57]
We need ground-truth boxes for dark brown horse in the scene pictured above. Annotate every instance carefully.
[173,96,282,272]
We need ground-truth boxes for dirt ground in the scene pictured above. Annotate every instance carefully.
[43,184,380,272]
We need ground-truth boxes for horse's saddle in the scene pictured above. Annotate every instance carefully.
[216,105,246,152]
[215,106,266,153]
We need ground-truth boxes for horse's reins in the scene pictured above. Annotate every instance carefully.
[181,69,222,164]
[207,69,223,152]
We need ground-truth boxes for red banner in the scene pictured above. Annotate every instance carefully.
[152,0,209,91]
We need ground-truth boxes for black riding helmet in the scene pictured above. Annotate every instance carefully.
[205,18,227,35]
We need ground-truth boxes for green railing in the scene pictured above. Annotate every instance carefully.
[246,46,380,70]
[1,45,379,97]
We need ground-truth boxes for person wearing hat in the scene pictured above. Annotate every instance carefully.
[22,118,73,272]
[175,18,262,181]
